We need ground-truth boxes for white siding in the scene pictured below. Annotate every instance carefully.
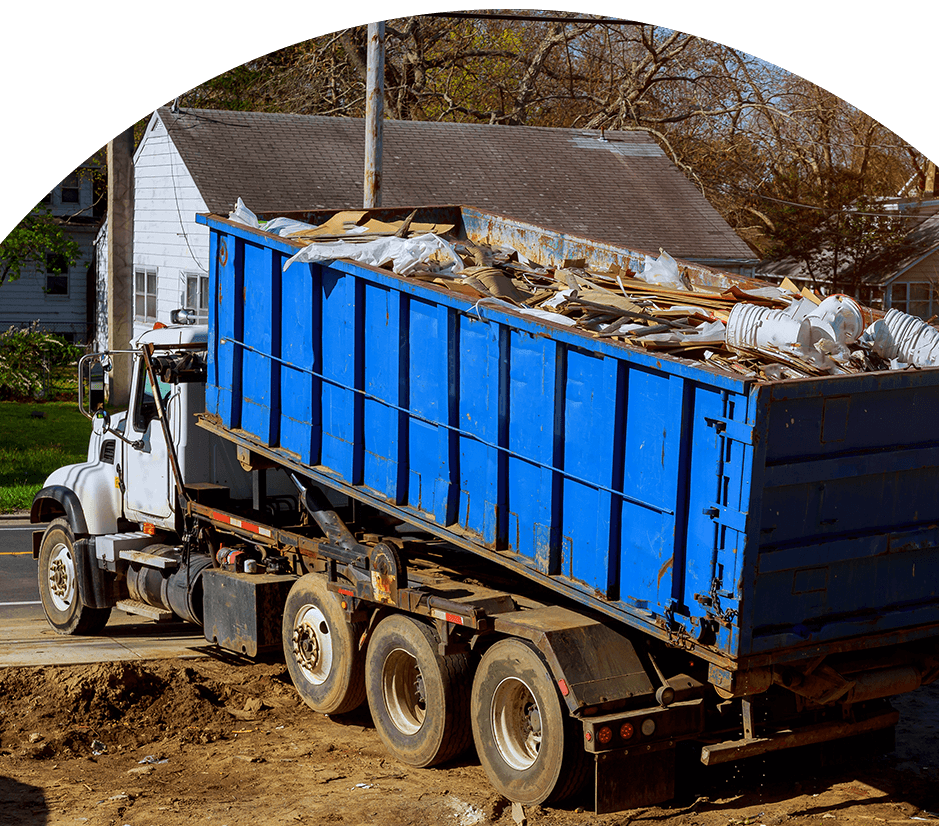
[132,113,209,341]
[885,252,939,320]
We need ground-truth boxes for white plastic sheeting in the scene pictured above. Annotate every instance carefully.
[229,197,465,276]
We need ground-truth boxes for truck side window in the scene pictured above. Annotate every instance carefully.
[133,365,173,432]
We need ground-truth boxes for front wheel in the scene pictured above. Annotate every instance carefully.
[38,518,111,635]
[471,638,588,805]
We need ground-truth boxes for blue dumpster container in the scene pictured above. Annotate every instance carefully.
[197,205,939,682]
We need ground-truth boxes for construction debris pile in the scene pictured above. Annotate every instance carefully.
[230,200,939,380]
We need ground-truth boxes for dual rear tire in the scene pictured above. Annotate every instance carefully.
[472,638,588,805]
[365,614,473,767]
[282,579,586,802]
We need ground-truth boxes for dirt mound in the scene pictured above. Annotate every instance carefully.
[0,658,301,760]
[1,658,938,826]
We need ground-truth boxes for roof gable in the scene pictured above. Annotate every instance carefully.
[858,211,939,286]
[156,107,755,263]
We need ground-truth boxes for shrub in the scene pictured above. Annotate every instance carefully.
[0,323,83,400]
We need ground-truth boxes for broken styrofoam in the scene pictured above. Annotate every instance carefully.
[806,295,865,344]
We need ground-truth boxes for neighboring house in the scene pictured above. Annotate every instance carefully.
[758,198,939,316]
[103,107,760,345]
[2,168,100,342]
[855,209,939,320]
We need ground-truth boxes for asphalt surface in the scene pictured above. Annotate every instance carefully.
[0,517,208,667]
[0,521,41,618]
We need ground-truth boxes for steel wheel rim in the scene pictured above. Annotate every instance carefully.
[491,676,542,771]
[382,647,426,735]
[48,542,76,612]
[293,604,333,685]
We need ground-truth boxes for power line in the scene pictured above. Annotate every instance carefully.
[731,187,934,218]
[426,12,642,26]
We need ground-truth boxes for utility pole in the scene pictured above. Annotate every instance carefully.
[106,125,135,407]
[364,20,385,208]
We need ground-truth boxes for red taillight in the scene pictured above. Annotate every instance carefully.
[597,726,613,745]
[620,722,634,740]
[143,523,156,536]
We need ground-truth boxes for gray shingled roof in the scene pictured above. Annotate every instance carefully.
[857,212,939,286]
[157,107,756,264]
[760,211,939,288]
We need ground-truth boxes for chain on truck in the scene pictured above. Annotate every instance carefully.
[30,206,939,814]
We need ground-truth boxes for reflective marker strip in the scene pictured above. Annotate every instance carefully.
[0,601,41,606]
[210,511,273,538]
[431,609,465,625]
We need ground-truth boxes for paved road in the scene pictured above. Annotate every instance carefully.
[0,518,207,667]
[0,522,41,619]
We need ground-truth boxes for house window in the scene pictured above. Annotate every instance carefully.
[135,267,158,322]
[889,281,936,320]
[185,272,209,321]
[45,254,69,296]
[61,173,81,204]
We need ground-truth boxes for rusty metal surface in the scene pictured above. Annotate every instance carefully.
[699,709,900,766]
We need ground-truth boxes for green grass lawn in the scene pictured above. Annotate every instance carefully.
[0,401,92,513]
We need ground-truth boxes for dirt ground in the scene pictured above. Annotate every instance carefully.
[1,653,937,826]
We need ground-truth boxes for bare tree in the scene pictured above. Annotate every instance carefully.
[176,14,928,287]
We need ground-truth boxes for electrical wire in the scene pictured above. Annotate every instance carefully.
[426,12,642,25]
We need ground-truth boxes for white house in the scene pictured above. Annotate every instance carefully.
[2,168,99,342]
[103,106,761,348]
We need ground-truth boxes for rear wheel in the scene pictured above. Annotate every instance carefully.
[283,575,366,715]
[471,638,588,805]
[365,614,472,767]
[38,518,111,636]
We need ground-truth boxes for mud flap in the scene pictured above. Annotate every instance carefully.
[595,746,675,813]
[74,538,110,609]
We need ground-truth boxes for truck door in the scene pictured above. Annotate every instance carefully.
[122,357,174,522]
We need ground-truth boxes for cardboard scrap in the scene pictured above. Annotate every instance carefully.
[273,207,890,381]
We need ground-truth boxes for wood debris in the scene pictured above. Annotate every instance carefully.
[286,215,897,381]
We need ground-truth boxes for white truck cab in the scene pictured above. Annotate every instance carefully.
[30,320,256,634]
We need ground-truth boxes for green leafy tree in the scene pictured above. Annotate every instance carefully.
[0,205,81,287]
